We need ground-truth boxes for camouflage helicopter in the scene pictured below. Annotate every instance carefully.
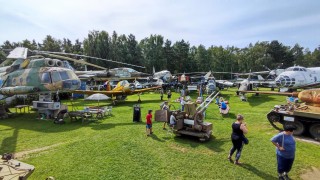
[0,47,81,96]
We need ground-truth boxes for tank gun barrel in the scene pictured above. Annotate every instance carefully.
[239,88,320,105]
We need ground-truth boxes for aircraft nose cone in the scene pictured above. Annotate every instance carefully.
[275,76,293,87]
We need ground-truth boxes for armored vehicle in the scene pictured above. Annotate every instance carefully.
[267,89,320,140]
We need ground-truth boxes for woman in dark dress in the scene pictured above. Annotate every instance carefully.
[228,114,248,165]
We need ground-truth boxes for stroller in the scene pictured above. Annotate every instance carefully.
[53,109,68,124]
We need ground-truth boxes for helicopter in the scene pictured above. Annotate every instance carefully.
[35,51,152,81]
[0,47,81,96]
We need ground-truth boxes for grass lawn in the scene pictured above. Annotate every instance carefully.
[1,88,319,179]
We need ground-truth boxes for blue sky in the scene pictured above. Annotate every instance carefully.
[0,0,319,50]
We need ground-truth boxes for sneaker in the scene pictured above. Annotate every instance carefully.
[227,156,233,162]
[234,161,242,165]
[282,172,289,180]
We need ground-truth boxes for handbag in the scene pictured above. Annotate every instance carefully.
[243,135,249,145]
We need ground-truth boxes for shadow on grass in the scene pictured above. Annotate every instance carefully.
[173,135,226,152]
[240,163,277,179]
[0,113,82,154]
[0,128,18,154]
[246,94,277,106]
[150,134,165,142]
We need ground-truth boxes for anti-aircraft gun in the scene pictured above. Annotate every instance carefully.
[266,89,320,140]
[173,91,220,141]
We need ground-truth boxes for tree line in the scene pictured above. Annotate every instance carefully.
[1,30,319,79]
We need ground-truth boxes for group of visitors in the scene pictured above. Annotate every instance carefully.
[228,114,296,180]
[150,91,297,179]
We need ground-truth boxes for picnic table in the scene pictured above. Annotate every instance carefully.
[68,107,108,124]
[15,105,30,113]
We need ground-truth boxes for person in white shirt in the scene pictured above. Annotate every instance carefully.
[180,97,185,111]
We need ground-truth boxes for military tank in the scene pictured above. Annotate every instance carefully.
[266,89,320,140]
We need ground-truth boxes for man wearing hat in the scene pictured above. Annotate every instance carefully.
[271,124,297,180]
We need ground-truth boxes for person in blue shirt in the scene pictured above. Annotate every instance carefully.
[271,125,296,180]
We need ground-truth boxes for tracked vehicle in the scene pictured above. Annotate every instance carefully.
[267,89,320,140]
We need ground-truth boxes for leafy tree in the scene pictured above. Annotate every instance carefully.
[41,35,61,52]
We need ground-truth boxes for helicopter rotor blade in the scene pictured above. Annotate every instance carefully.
[36,52,107,70]
[36,51,146,69]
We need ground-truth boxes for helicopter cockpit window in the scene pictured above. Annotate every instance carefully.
[127,68,137,73]
[41,72,51,83]
[293,68,299,71]
[51,71,61,82]
[26,77,31,83]
[60,71,69,80]
[12,78,16,86]
[302,68,307,71]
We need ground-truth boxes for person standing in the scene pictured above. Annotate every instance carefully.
[167,90,172,102]
[146,110,153,136]
[180,97,186,111]
[271,125,296,180]
[160,88,164,100]
[162,101,170,130]
[228,114,248,165]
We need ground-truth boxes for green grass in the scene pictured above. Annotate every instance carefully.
[1,89,319,179]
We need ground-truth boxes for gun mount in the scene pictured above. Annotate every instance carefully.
[172,91,220,141]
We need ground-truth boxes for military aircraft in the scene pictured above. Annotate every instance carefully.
[275,65,320,92]
[77,67,151,80]
[33,50,151,81]
[0,47,81,96]
[73,80,160,104]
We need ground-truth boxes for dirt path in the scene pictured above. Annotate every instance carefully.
[300,167,320,180]
[13,143,64,159]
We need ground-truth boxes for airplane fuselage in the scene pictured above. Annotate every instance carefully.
[275,66,320,89]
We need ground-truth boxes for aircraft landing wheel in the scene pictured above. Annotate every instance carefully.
[309,123,320,140]
[284,120,305,136]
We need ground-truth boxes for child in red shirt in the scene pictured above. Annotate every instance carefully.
[146,110,153,136]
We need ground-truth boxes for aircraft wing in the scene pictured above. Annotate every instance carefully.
[215,80,234,87]
[238,90,299,97]
[72,86,161,96]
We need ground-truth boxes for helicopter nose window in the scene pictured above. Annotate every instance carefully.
[51,71,61,82]
[41,72,51,83]
[60,71,69,80]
